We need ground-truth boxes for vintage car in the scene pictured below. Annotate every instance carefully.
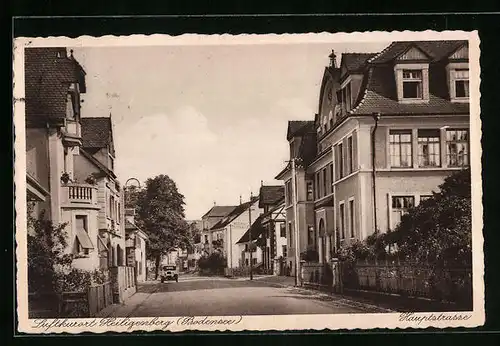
[160,265,179,283]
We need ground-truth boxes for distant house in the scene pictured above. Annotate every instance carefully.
[200,205,236,254]
[257,185,287,275]
[124,209,149,282]
[209,196,262,269]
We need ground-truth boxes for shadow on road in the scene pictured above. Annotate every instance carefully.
[137,278,272,294]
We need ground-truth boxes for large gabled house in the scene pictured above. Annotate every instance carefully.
[24,47,105,273]
[209,196,262,269]
[275,40,471,272]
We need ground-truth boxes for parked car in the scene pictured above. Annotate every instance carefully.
[160,265,179,283]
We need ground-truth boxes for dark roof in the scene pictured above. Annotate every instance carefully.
[202,206,237,219]
[275,122,317,180]
[236,215,266,244]
[79,148,116,179]
[258,185,284,208]
[349,62,469,116]
[368,40,467,64]
[286,120,315,141]
[80,117,114,152]
[210,196,259,230]
[25,48,86,128]
[347,40,470,116]
[341,53,377,75]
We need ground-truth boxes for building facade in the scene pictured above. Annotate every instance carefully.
[200,205,236,254]
[125,209,149,282]
[74,116,126,270]
[24,47,106,272]
[209,197,262,269]
[256,185,287,274]
[276,40,470,271]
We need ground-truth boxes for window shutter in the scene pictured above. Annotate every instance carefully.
[352,130,358,170]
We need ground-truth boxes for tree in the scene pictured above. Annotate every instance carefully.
[391,168,472,265]
[133,175,190,278]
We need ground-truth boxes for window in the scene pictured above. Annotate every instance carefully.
[253,258,257,265]
[347,136,354,174]
[418,129,441,167]
[285,180,292,206]
[339,203,346,239]
[446,129,469,167]
[329,163,334,193]
[288,222,293,247]
[204,235,208,244]
[245,258,249,266]
[306,181,314,201]
[420,195,433,203]
[454,69,470,98]
[391,196,415,230]
[338,143,344,178]
[322,168,327,197]
[340,83,352,112]
[308,226,314,246]
[282,245,287,258]
[66,92,76,119]
[390,130,413,167]
[280,223,286,237]
[349,199,355,238]
[402,70,423,99]
[315,172,321,199]
[75,215,93,255]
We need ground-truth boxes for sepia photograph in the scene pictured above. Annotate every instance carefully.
[14,31,483,332]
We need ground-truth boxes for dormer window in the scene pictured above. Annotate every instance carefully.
[454,69,469,98]
[402,70,423,99]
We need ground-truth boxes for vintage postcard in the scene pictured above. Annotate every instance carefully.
[14,30,484,333]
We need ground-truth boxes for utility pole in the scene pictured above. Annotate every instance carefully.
[249,192,253,280]
[291,158,301,287]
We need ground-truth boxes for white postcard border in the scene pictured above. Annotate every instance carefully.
[14,30,484,333]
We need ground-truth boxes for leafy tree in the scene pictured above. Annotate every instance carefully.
[27,206,73,293]
[133,175,190,278]
[392,168,472,265]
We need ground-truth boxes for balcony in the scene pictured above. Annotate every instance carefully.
[61,183,99,209]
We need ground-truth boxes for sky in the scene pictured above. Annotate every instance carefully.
[72,41,389,220]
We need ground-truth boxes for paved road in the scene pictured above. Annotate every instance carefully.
[104,275,390,317]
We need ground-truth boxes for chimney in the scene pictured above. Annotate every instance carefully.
[239,195,242,205]
[261,180,263,187]
[213,201,216,206]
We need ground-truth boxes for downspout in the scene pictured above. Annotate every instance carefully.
[371,113,381,233]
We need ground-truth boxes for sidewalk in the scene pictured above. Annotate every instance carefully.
[96,291,155,318]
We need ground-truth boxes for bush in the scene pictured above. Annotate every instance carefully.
[27,207,108,294]
[301,249,319,262]
[198,252,226,275]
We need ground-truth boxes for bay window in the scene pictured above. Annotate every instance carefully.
[446,129,469,167]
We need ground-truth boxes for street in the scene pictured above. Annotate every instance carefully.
[100,275,392,317]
